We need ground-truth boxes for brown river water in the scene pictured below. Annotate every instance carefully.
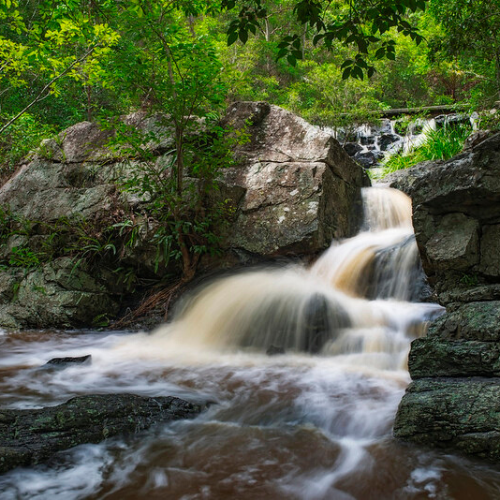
[1,187,500,500]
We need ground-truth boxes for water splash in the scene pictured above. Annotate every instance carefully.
[3,185,478,500]
[147,186,438,362]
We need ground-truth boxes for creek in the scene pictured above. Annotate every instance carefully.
[1,186,500,499]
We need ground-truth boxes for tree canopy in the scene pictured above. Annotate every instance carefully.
[0,0,498,173]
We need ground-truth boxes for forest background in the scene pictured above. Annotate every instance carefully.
[1,0,500,183]
[0,0,499,301]
[0,0,497,175]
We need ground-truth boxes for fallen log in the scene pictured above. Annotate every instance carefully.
[0,394,203,474]
[339,104,469,119]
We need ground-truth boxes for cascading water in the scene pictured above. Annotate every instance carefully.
[2,186,500,499]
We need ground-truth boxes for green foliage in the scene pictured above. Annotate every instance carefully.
[380,122,471,177]
[116,117,245,278]
[0,0,120,134]
[0,113,55,181]
[223,0,427,78]
[427,0,500,106]
[460,273,479,287]
[8,246,40,268]
[1,0,498,289]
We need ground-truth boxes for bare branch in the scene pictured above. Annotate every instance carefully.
[0,45,98,135]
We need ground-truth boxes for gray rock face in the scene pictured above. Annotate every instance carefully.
[0,102,368,329]
[391,132,500,294]
[394,132,500,462]
[386,160,440,196]
[424,213,480,272]
[0,258,119,329]
[221,102,369,257]
[0,394,202,473]
[394,379,500,462]
[353,150,384,168]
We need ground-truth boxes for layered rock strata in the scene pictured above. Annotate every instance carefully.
[393,132,500,461]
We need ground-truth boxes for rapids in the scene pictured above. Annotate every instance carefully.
[1,186,500,499]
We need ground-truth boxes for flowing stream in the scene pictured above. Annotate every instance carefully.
[2,186,500,499]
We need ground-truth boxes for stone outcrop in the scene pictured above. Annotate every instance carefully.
[394,379,500,461]
[0,394,202,473]
[0,102,368,329]
[393,132,500,462]
[221,102,369,257]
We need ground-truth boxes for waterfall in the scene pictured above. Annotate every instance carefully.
[147,186,441,365]
[5,186,500,500]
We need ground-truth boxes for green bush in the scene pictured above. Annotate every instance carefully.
[0,114,56,184]
[380,123,471,177]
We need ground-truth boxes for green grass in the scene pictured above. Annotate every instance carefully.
[380,124,471,178]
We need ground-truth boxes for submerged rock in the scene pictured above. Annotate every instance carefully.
[0,394,203,474]
[44,354,92,368]
[266,345,285,356]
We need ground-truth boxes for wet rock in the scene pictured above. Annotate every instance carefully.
[44,354,92,368]
[343,142,363,157]
[409,338,500,378]
[394,131,500,463]
[0,394,203,474]
[434,114,472,129]
[379,133,401,151]
[354,151,384,168]
[303,293,350,353]
[439,284,500,305]
[394,378,500,462]
[266,345,285,356]
[359,135,376,146]
[426,301,500,342]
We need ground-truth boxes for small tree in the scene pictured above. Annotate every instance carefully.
[109,0,237,281]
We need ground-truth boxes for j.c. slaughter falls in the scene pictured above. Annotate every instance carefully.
[2,180,500,499]
[2,102,500,499]
[4,0,500,495]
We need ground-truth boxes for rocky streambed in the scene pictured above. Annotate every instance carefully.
[1,100,500,488]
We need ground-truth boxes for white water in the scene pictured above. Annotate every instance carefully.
[1,187,500,499]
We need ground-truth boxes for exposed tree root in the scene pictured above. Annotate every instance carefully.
[111,279,185,329]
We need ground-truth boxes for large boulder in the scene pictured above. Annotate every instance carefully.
[221,102,369,257]
[0,103,368,329]
[0,258,119,329]
[394,132,500,462]
[394,378,500,462]
[387,132,500,295]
